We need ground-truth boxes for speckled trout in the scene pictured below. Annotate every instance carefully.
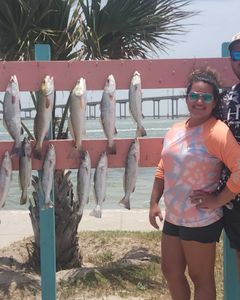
[19,137,32,205]
[3,75,23,155]
[100,74,117,154]
[42,144,56,209]
[69,78,87,156]
[77,150,91,216]
[0,152,12,208]
[34,76,54,160]
[90,152,108,218]
[119,139,140,210]
[129,71,146,137]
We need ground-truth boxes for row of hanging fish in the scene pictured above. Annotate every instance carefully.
[0,137,140,214]
[2,72,146,160]
[0,142,56,210]
[78,138,140,218]
[1,73,142,213]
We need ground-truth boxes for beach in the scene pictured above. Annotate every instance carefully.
[0,209,164,249]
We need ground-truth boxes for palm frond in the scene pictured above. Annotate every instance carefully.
[79,0,197,59]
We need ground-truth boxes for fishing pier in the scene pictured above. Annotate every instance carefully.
[0,56,238,300]
[0,94,187,119]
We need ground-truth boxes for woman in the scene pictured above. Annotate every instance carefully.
[149,68,240,300]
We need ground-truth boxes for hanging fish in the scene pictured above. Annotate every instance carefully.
[34,75,54,160]
[3,75,23,155]
[0,152,12,208]
[90,152,108,218]
[19,137,32,205]
[129,71,146,137]
[77,150,91,216]
[68,78,87,157]
[42,144,56,209]
[100,74,117,154]
[119,139,140,210]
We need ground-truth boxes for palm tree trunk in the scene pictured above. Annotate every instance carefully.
[29,170,82,271]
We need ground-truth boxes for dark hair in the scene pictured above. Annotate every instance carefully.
[186,67,221,102]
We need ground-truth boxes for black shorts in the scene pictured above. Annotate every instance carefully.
[223,202,240,250]
[163,219,223,243]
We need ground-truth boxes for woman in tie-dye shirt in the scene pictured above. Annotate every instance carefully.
[149,68,240,300]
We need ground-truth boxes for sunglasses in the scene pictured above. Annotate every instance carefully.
[230,51,240,61]
[188,91,214,103]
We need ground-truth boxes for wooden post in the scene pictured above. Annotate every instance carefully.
[224,233,240,299]
[34,44,56,300]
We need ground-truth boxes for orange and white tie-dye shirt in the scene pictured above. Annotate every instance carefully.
[156,117,240,227]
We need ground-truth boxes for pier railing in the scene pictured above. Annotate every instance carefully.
[0,57,238,300]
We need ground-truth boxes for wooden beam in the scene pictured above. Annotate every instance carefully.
[1,138,163,170]
[0,58,236,91]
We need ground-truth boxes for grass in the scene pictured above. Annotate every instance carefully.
[0,230,224,299]
[57,231,224,300]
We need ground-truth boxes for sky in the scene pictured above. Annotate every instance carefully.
[11,0,240,115]
[160,0,240,59]
[138,0,240,116]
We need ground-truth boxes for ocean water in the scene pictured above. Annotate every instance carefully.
[1,117,187,211]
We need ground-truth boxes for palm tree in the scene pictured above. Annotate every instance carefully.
[0,0,82,61]
[0,0,196,270]
[78,0,196,59]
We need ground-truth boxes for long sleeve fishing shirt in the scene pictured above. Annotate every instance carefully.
[155,117,240,227]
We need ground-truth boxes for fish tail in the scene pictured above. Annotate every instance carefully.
[136,126,147,137]
[42,200,54,210]
[119,196,130,210]
[33,149,42,160]
[107,140,117,155]
[33,143,43,160]
[89,205,102,218]
[10,142,21,157]
[20,191,28,205]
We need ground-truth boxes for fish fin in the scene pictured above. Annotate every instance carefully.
[42,200,54,210]
[10,143,21,156]
[45,96,51,109]
[136,125,147,137]
[107,141,117,155]
[80,98,85,109]
[89,205,102,218]
[119,196,130,210]
[87,177,92,204]
[68,116,75,139]
[114,127,118,134]
[86,196,90,204]
[33,117,37,139]
[33,147,43,160]
[2,118,7,131]
[20,192,28,205]
[12,95,16,104]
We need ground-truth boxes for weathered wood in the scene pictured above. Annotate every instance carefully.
[0,58,236,91]
[2,138,163,170]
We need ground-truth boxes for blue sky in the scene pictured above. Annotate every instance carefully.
[161,0,240,58]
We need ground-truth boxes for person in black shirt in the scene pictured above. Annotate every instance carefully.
[214,32,240,274]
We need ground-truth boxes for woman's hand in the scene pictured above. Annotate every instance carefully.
[190,190,221,209]
[149,202,163,229]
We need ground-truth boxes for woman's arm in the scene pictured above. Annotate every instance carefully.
[149,177,164,229]
[190,186,237,209]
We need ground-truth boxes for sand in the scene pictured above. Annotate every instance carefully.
[0,209,163,249]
